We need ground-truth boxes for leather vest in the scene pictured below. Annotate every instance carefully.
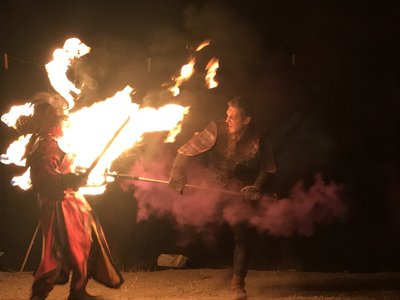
[178,120,276,186]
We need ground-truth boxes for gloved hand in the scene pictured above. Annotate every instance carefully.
[62,173,86,190]
[168,174,186,195]
[169,154,188,195]
[240,185,262,201]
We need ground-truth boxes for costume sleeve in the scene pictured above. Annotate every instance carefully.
[30,136,65,199]
[170,153,189,179]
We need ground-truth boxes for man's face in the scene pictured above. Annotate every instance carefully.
[225,105,251,135]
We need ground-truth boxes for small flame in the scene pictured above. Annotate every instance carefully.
[196,39,210,52]
[11,168,32,190]
[205,58,219,89]
[0,134,32,166]
[168,57,196,96]
[1,103,33,128]
[181,60,195,78]
[45,38,90,109]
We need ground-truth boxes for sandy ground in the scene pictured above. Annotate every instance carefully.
[1,269,400,300]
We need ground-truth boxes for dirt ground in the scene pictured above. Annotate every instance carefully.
[1,269,400,300]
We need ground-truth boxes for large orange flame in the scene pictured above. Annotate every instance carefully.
[1,38,201,194]
[45,38,90,109]
[59,86,189,194]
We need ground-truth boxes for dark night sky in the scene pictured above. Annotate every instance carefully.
[1,0,400,272]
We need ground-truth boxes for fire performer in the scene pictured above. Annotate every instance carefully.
[169,96,277,300]
[15,92,123,300]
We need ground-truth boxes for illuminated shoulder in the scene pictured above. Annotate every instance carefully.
[177,121,218,156]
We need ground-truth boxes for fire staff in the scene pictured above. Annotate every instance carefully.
[169,96,277,300]
[16,92,123,300]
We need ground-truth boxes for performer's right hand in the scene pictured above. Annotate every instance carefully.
[62,173,86,190]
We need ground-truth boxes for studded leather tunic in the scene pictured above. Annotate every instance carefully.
[177,120,277,188]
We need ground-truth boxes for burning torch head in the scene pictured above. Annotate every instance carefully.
[15,92,69,135]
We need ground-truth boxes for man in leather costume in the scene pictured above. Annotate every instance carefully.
[16,93,124,300]
[169,96,277,300]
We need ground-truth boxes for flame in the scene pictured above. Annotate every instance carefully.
[10,168,32,190]
[58,86,189,194]
[168,57,196,96]
[196,39,210,52]
[1,86,189,195]
[165,39,219,95]
[205,58,219,89]
[0,134,32,166]
[45,38,90,109]
[1,38,201,194]
[79,185,107,196]
[1,103,33,128]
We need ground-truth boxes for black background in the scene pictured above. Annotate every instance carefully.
[1,0,399,272]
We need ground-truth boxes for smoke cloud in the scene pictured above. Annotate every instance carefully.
[120,151,347,239]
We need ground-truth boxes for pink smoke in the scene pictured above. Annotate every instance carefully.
[120,154,226,229]
[120,154,347,238]
[223,173,347,236]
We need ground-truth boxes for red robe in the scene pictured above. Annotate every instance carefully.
[28,128,123,295]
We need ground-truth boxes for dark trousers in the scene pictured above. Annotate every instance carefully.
[231,223,255,278]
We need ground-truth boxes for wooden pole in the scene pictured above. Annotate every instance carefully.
[4,53,8,70]
[106,173,242,196]
[20,222,40,272]
[84,116,130,178]
[147,57,151,73]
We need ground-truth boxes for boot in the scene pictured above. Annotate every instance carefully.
[231,275,247,300]
[67,290,104,300]
[68,270,103,300]
[29,296,46,300]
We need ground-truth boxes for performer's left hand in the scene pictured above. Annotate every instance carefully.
[168,174,186,195]
[240,185,261,201]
